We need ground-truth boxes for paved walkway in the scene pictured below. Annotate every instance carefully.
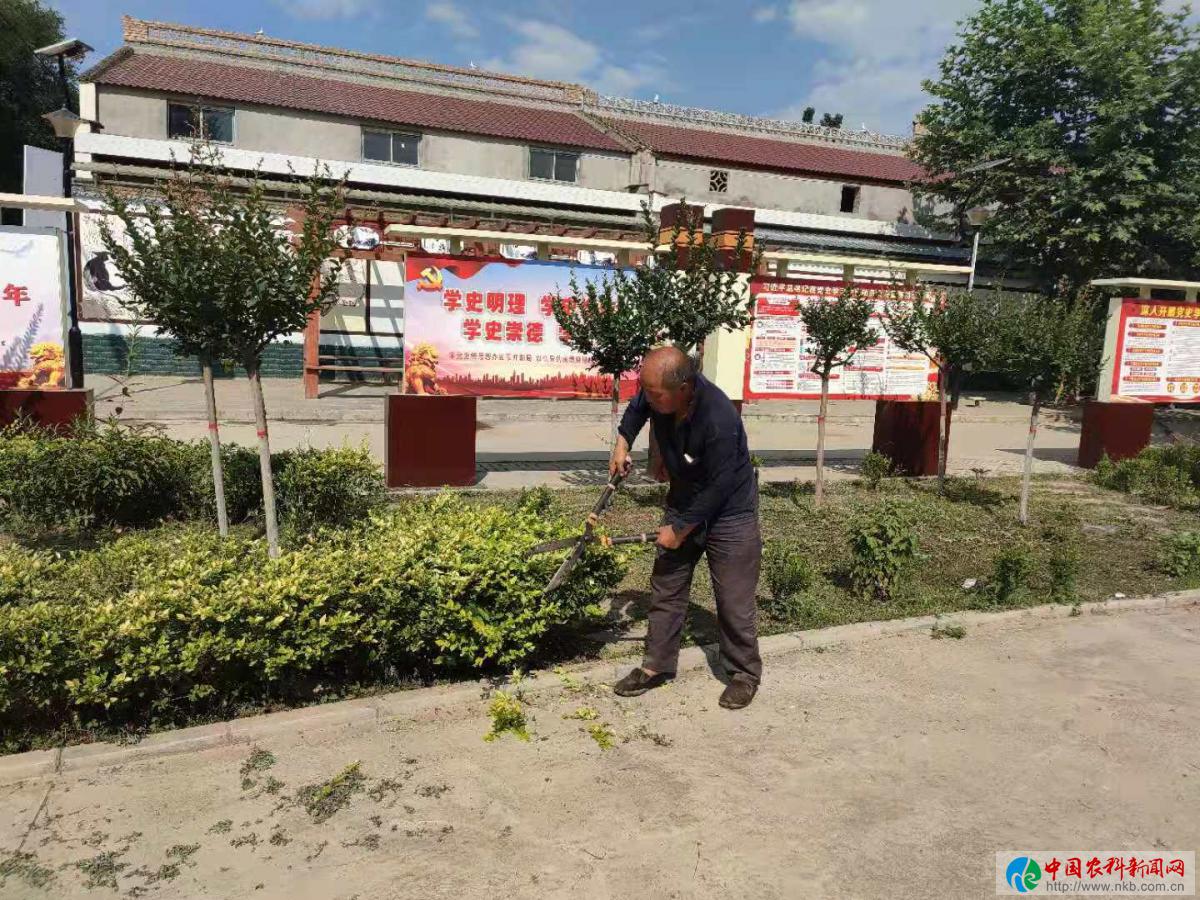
[84,375,1115,488]
[1,600,1196,899]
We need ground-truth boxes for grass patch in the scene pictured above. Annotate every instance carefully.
[73,850,129,890]
[563,706,599,721]
[484,690,529,743]
[931,622,967,640]
[476,474,1200,649]
[586,723,616,750]
[295,762,366,823]
[0,850,56,890]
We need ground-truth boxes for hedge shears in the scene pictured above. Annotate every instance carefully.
[535,470,656,593]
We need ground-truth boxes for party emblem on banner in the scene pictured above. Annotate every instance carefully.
[416,266,444,292]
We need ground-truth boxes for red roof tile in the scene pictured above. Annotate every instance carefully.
[91,53,627,153]
[596,117,924,185]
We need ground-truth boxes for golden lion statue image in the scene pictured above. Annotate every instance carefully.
[404,342,445,395]
[17,342,65,389]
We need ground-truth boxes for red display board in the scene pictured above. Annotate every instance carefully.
[743,278,939,401]
[1110,299,1200,402]
[402,255,637,399]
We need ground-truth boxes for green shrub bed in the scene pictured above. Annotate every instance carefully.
[0,422,386,534]
[0,494,625,752]
[1093,443,1200,509]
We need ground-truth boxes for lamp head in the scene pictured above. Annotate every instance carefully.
[34,38,93,60]
[966,206,992,228]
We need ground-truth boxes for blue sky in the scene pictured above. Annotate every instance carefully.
[45,0,1190,136]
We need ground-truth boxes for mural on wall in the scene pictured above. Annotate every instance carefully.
[79,212,138,322]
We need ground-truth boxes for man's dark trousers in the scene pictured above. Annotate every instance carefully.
[643,510,763,683]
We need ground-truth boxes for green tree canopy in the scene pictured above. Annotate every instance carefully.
[911,0,1200,290]
[0,0,76,200]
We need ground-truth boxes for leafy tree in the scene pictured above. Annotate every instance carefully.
[627,203,760,354]
[551,201,759,471]
[798,289,876,505]
[988,289,1104,523]
[0,0,76,207]
[102,141,346,556]
[101,143,237,536]
[883,288,995,492]
[552,269,656,447]
[819,112,844,129]
[911,0,1200,291]
[801,106,816,124]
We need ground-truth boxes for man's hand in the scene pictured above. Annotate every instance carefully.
[609,435,632,477]
[655,524,687,550]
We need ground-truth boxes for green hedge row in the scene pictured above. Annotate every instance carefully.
[0,422,386,534]
[1093,443,1200,509]
[0,493,625,750]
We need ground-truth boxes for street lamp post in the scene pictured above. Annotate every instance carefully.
[35,38,93,390]
[965,206,992,292]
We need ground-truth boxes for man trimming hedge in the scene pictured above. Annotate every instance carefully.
[609,346,762,709]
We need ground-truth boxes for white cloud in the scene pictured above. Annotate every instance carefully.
[489,22,601,81]
[753,6,779,22]
[780,0,981,134]
[271,0,371,20]
[486,20,666,96]
[425,1,480,40]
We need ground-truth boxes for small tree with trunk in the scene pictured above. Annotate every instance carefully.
[989,290,1104,524]
[552,269,656,447]
[100,143,240,535]
[102,143,346,556]
[798,288,876,506]
[883,287,994,493]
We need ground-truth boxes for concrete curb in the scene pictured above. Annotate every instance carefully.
[1,589,1195,784]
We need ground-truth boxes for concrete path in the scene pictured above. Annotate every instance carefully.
[87,375,1103,488]
[2,600,1197,899]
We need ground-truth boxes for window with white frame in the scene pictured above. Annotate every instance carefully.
[167,103,234,143]
[529,147,579,183]
[362,129,420,166]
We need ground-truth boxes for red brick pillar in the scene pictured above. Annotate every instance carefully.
[657,202,705,268]
[711,207,756,271]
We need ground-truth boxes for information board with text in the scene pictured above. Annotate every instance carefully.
[743,278,939,401]
[1110,299,1200,402]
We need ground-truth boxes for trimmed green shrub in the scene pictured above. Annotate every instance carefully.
[0,421,197,530]
[0,494,625,749]
[1093,445,1200,508]
[847,500,919,602]
[988,545,1034,605]
[0,422,385,535]
[274,446,386,534]
[859,451,894,489]
[1158,531,1200,577]
[762,542,815,615]
[516,485,557,516]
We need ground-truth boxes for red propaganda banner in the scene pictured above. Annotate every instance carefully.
[743,278,939,401]
[1110,299,1200,402]
[402,255,638,398]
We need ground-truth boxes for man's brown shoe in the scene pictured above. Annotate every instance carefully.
[613,668,673,697]
[719,677,758,709]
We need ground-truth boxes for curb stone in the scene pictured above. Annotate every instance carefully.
[1,589,1195,784]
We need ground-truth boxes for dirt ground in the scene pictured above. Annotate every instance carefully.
[1,604,1197,900]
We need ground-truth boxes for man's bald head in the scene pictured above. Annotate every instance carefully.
[641,346,696,391]
[639,346,697,416]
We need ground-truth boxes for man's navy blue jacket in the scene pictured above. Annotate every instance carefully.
[618,373,758,530]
